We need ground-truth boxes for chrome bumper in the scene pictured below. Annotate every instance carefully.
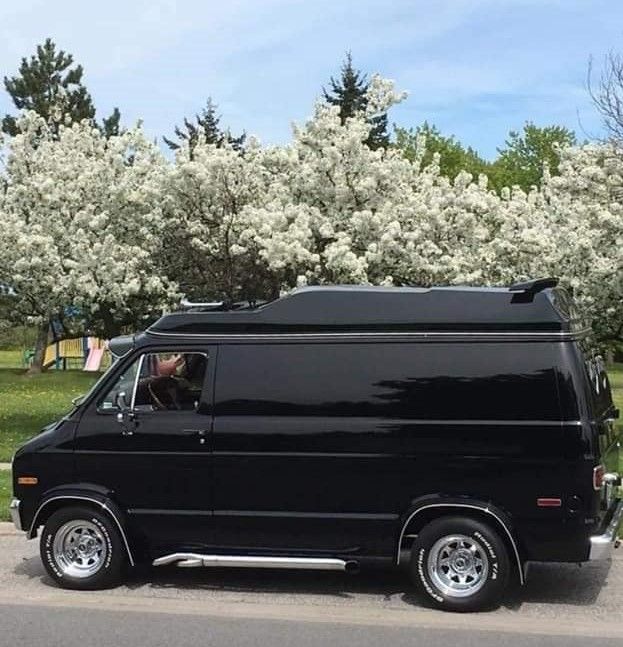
[589,499,623,560]
[9,498,22,532]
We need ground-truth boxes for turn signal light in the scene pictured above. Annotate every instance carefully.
[17,476,38,486]
[593,465,605,491]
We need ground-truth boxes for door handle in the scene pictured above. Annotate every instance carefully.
[182,429,209,444]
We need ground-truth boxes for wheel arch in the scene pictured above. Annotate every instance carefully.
[27,485,135,567]
[397,496,524,585]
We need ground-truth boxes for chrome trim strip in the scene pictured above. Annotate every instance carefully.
[396,502,524,585]
[28,495,135,566]
[180,299,224,308]
[589,499,623,561]
[9,498,22,531]
[152,553,353,571]
[130,354,145,410]
[213,510,398,520]
[146,329,590,342]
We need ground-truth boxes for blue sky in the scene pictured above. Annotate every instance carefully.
[0,0,620,158]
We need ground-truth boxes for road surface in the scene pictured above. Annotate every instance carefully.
[0,523,621,646]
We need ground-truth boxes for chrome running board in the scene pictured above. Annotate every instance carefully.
[152,553,357,571]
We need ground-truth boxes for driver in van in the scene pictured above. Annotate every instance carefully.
[157,354,185,377]
[136,353,205,410]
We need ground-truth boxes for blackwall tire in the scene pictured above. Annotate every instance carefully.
[40,505,126,590]
[410,516,510,612]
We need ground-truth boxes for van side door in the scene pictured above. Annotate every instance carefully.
[73,348,216,552]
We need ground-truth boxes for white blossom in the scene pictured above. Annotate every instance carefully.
[1,76,623,350]
[0,112,176,337]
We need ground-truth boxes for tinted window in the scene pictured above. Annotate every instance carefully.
[216,343,560,420]
[578,340,614,417]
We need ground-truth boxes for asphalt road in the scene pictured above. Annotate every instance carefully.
[0,523,622,646]
[2,603,623,647]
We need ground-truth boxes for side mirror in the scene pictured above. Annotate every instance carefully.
[115,392,136,435]
[115,391,129,412]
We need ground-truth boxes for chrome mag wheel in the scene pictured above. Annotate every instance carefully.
[52,519,108,578]
[427,534,489,598]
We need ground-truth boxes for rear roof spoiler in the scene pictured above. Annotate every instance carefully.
[509,277,558,295]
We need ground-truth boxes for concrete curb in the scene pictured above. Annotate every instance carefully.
[0,463,11,471]
[0,522,19,535]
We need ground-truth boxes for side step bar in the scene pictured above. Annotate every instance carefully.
[152,553,358,572]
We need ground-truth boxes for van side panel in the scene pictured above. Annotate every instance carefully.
[212,341,577,560]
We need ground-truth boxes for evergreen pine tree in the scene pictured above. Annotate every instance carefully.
[164,98,245,157]
[100,107,122,139]
[2,38,97,136]
[323,52,389,149]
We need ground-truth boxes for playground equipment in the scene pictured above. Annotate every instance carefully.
[42,337,108,371]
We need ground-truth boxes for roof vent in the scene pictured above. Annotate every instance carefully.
[509,277,558,294]
[509,277,558,303]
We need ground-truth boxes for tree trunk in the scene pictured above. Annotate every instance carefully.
[99,306,122,340]
[27,323,49,375]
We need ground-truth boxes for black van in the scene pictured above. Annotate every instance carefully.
[9,280,623,612]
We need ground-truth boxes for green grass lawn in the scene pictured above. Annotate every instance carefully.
[609,363,623,473]
[0,471,10,521]
[610,363,623,412]
[0,366,99,462]
[0,349,24,369]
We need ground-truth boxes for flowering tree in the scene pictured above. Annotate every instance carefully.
[0,113,176,372]
[542,144,623,345]
[164,75,623,351]
[161,139,277,302]
[2,74,623,361]
[240,76,417,287]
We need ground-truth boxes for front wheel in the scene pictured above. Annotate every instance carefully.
[40,505,126,590]
[410,516,510,612]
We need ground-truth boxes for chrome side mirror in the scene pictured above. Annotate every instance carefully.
[115,391,129,413]
[115,392,135,435]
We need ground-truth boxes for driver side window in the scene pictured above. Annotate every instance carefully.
[99,352,208,412]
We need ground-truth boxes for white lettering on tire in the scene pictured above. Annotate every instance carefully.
[417,548,443,603]
[473,531,498,580]
[91,517,113,570]
[44,533,63,579]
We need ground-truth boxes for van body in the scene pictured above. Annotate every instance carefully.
[9,281,622,611]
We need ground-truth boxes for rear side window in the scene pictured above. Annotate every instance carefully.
[216,343,560,420]
[578,340,614,417]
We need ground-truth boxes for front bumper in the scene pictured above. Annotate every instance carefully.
[589,499,623,560]
[9,498,22,532]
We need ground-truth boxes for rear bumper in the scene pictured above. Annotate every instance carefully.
[589,499,623,560]
[9,498,23,532]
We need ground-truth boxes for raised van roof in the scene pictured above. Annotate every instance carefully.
[146,279,585,336]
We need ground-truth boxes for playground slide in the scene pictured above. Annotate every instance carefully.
[84,347,105,371]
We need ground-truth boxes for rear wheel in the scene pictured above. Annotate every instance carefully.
[40,506,126,590]
[410,516,510,612]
